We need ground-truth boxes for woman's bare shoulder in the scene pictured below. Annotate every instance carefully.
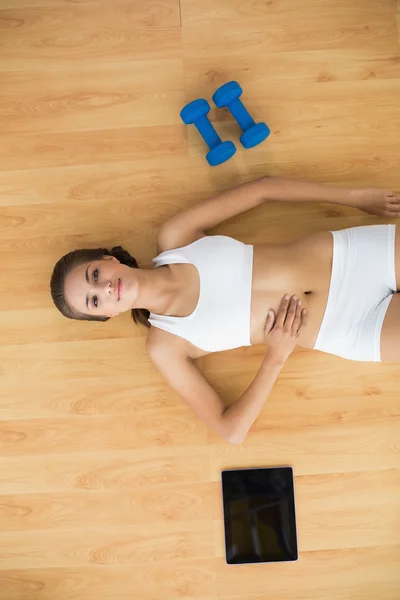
[146,326,207,361]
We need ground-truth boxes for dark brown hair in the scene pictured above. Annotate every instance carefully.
[50,246,150,327]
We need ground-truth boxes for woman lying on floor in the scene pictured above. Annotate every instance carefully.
[50,177,400,444]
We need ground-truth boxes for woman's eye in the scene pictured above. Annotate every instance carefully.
[93,295,98,308]
[93,269,99,282]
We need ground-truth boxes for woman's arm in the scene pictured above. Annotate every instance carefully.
[221,296,305,443]
[158,176,400,250]
[254,178,400,217]
[148,295,306,444]
[158,177,368,249]
[259,176,355,205]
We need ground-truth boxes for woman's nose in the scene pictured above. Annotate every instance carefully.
[102,280,112,296]
[93,280,112,296]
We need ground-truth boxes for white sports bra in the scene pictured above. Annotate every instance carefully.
[149,235,254,352]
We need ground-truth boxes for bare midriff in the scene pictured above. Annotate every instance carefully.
[250,231,334,349]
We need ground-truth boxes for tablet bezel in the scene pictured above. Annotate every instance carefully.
[221,466,298,565]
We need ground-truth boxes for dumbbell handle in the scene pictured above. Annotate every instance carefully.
[194,115,222,150]
[228,98,255,131]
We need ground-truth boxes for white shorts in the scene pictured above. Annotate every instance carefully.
[314,224,397,362]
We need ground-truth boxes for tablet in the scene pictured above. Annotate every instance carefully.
[221,467,298,565]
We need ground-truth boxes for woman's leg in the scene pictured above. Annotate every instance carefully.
[381,294,400,361]
[380,228,400,362]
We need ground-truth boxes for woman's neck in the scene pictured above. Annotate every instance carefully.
[131,266,177,315]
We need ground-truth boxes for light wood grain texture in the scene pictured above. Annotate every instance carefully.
[0,0,400,599]
[0,445,210,494]
[0,564,217,600]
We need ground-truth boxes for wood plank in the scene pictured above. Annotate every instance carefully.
[0,26,182,72]
[0,483,217,531]
[0,60,184,134]
[216,546,400,600]
[0,125,188,172]
[0,374,181,419]
[0,156,190,210]
[0,1,400,598]
[181,0,397,27]
[0,446,210,494]
[0,411,207,457]
[0,0,181,41]
[0,564,217,600]
[181,0,398,54]
[0,520,215,569]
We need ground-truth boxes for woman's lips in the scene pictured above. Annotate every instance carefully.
[117,278,122,300]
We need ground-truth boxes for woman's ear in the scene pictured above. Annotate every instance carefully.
[103,255,119,263]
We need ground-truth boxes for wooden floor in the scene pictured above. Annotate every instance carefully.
[1,1,400,598]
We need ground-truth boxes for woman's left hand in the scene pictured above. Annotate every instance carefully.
[351,188,400,217]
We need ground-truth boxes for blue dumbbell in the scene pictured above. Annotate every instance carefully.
[212,81,270,149]
[180,98,236,166]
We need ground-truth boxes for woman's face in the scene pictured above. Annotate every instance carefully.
[64,256,138,318]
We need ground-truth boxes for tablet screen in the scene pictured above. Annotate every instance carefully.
[222,467,298,565]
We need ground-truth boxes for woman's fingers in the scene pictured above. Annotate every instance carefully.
[385,196,400,217]
[276,295,290,328]
[300,308,307,332]
[283,296,298,329]
[264,309,275,334]
[291,300,302,334]
[275,295,307,335]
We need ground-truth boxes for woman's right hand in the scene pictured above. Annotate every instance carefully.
[264,295,307,363]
